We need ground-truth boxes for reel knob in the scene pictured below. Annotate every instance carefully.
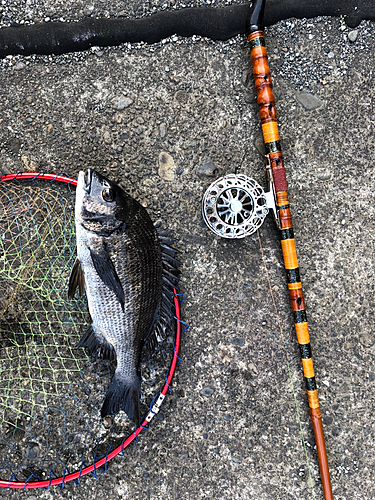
[202,173,269,239]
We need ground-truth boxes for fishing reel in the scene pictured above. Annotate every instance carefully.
[202,162,280,239]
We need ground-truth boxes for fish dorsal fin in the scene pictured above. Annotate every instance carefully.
[68,257,85,298]
[142,231,181,358]
[89,246,125,311]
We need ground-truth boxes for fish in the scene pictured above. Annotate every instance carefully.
[68,169,180,425]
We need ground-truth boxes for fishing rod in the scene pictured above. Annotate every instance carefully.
[246,6,334,497]
[202,0,333,498]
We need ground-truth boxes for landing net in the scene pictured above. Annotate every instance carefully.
[0,173,182,489]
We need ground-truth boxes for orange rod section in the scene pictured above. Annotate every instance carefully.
[261,121,279,143]
[280,239,298,270]
[295,322,310,345]
[302,358,315,379]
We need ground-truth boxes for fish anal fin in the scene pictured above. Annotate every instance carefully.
[68,257,85,298]
[101,373,140,426]
[89,247,125,311]
[78,324,116,361]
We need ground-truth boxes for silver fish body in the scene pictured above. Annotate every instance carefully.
[69,169,179,424]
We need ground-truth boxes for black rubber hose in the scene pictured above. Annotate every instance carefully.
[0,5,248,58]
[0,1,373,59]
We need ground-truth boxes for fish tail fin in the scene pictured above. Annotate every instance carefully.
[101,373,140,426]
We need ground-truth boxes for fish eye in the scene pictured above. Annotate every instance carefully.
[102,188,116,202]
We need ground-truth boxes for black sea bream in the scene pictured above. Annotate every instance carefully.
[68,169,180,425]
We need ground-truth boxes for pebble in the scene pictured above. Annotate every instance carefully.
[174,89,189,104]
[233,291,246,301]
[200,386,214,397]
[231,337,245,347]
[119,132,129,141]
[21,155,38,171]
[359,333,375,348]
[142,178,154,187]
[158,151,176,181]
[159,122,167,138]
[6,137,21,154]
[103,130,111,143]
[363,425,371,435]
[295,91,323,111]
[112,95,133,110]
[28,442,40,459]
[348,30,359,42]
[14,61,26,70]
[196,158,217,177]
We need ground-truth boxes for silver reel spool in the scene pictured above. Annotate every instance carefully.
[202,173,277,239]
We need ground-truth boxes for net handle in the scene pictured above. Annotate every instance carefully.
[0,173,182,489]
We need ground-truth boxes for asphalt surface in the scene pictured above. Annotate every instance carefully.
[0,2,374,499]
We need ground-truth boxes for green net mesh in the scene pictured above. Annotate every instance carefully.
[0,178,173,482]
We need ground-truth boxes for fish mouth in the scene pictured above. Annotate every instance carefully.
[77,169,93,194]
[76,169,93,202]
[85,168,93,194]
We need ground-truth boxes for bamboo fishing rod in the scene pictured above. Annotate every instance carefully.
[246,0,333,498]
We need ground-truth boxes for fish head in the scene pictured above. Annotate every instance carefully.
[76,169,135,234]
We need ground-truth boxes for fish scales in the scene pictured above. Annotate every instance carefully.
[69,169,180,425]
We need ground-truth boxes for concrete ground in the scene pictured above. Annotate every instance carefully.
[0,1,374,499]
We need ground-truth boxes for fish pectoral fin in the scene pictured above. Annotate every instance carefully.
[77,324,116,361]
[89,247,125,311]
[68,257,85,298]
